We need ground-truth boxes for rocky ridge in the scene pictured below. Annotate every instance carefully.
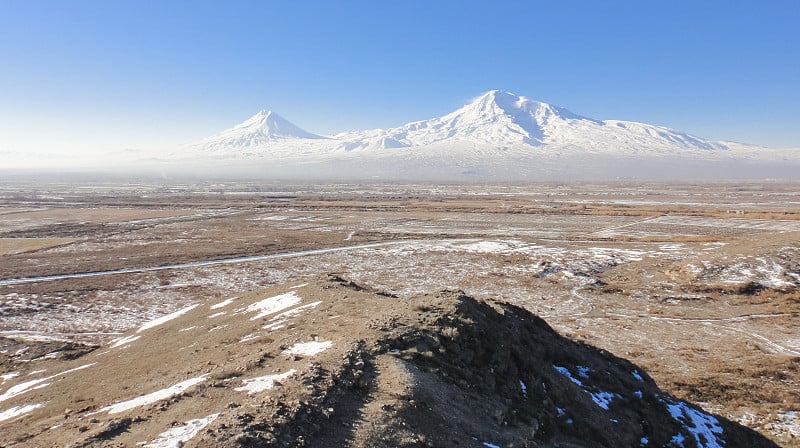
[0,275,778,447]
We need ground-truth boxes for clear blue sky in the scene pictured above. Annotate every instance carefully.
[1,0,799,155]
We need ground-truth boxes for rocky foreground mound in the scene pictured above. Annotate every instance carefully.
[0,275,777,447]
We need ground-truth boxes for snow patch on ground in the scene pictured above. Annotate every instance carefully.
[239,333,264,343]
[262,301,322,331]
[141,413,219,448]
[707,256,797,290]
[553,365,583,386]
[685,264,703,275]
[771,411,800,438]
[0,363,94,403]
[246,292,302,320]
[590,391,615,410]
[137,304,199,333]
[235,370,296,395]
[460,241,519,253]
[553,365,617,410]
[96,375,207,414]
[210,297,236,310]
[0,372,19,383]
[261,322,285,331]
[282,341,332,357]
[0,403,43,422]
[109,334,140,348]
[665,399,725,448]
[268,301,321,322]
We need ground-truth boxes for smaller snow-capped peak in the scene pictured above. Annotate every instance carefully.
[192,109,324,151]
[226,109,323,141]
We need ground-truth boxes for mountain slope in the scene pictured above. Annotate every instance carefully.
[334,90,731,153]
[0,276,778,447]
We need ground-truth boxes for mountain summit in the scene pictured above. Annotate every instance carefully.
[189,110,323,153]
[432,89,594,145]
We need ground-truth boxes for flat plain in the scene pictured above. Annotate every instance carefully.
[0,181,798,445]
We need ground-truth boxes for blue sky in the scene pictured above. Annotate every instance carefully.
[1,0,799,154]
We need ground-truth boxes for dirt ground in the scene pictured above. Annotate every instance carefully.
[0,276,780,447]
[0,181,798,445]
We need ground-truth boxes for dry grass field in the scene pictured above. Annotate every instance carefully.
[0,237,76,255]
[0,181,798,445]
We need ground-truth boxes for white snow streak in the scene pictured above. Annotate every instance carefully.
[235,370,296,395]
[210,297,236,310]
[137,304,199,333]
[666,400,725,448]
[282,341,332,357]
[97,376,207,414]
[553,365,617,410]
[553,366,583,386]
[142,413,219,448]
[0,363,94,403]
[109,334,140,349]
[0,403,43,422]
[590,391,615,410]
[260,301,322,332]
[1,372,19,383]
[246,292,302,320]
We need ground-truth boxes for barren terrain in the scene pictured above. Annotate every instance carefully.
[0,181,798,446]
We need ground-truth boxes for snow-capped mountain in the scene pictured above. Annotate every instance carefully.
[28,90,792,181]
[184,110,324,154]
[179,90,735,156]
[150,90,800,180]
[334,90,730,152]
